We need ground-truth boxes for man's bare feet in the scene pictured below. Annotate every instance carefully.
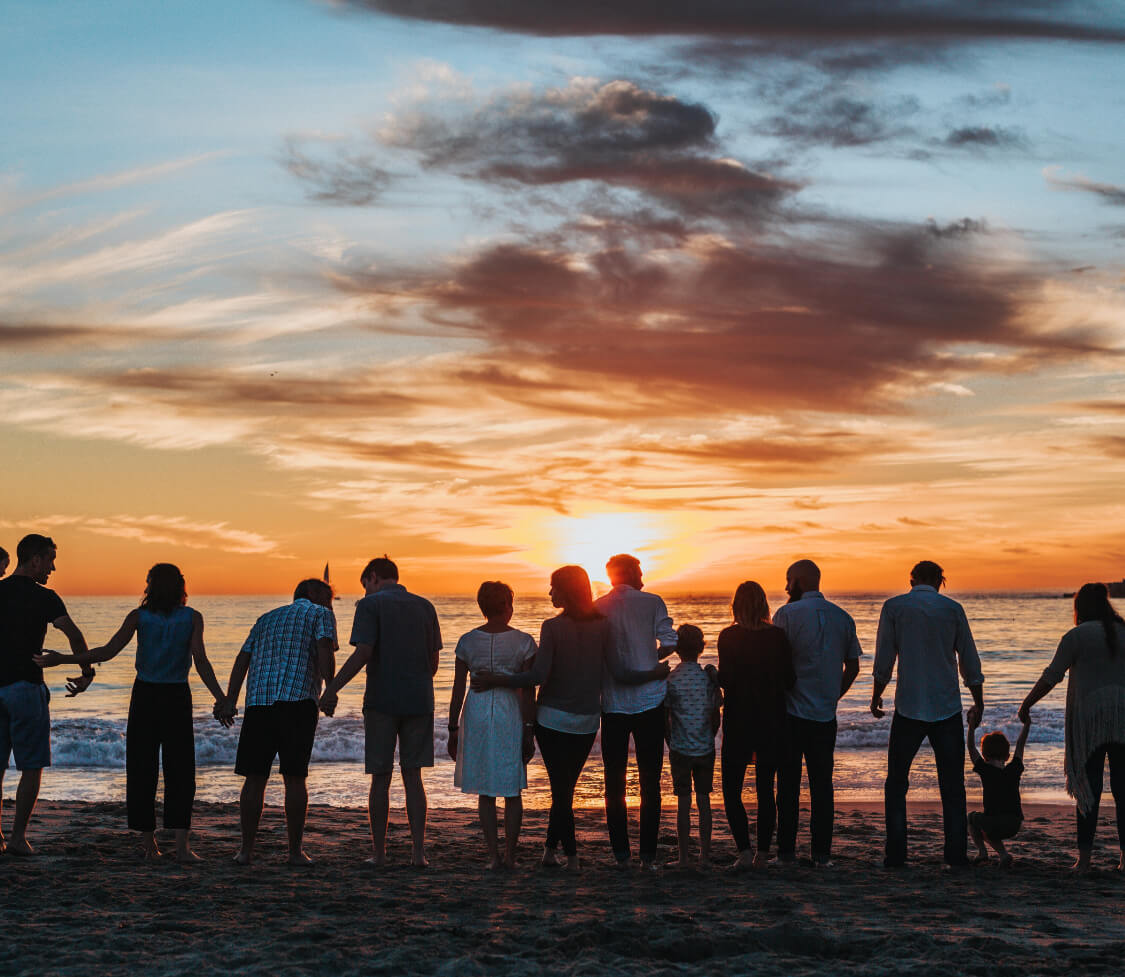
[287,850,314,866]
[175,849,203,864]
[233,849,253,866]
[564,854,580,872]
[542,848,561,868]
[9,837,35,857]
[363,855,386,868]
[411,854,430,869]
[1072,857,1092,875]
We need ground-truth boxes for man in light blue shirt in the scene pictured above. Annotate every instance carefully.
[772,559,862,865]
[871,560,984,868]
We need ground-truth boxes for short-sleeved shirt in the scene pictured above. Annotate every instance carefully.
[349,584,442,716]
[973,756,1024,819]
[772,591,862,723]
[665,661,721,757]
[0,576,67,687]
[241,598,337,706]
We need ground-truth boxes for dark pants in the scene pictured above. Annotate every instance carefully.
[777,714,837,862]
[1076,743,1125,850]
[536,724,596,857]
[884,711,967,866]
[722,742,780,854]
[126,680,196,832]
[601,706,665,862]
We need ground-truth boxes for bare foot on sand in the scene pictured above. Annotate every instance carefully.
[411,855,430,870]
[1072,857,1092,875]
[8,837,35,857]
[175,849,203,864]
[541,848,561,868]
[753,852,770,869]
[565,855,580,872]
[233,849,253,866]
[363,855,386,869]
[288,850,314,866]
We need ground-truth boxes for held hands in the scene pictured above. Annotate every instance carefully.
[213,697,237,728]
[319,689,338,718]
[870,694,885,719]
[33,651,65,668]
[1017,701,1032,725]
[966,704,983,730]
[522,725,535,764]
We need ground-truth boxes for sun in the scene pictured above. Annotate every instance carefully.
[518,510,664,588]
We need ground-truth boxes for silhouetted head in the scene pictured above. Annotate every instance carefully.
[981,731,1011,763]
[294,578,334,608]
[1074,582,1124,657]
[676,624,704,661]
[732,580,771,630]
[360,555,399,593]
[606,553,643,589]
[16,534,58,585]
[477,580,514,620]
[910,560,946,590]
[785,559,821,601]
[550,565,602,620]
[142,563,187,614]
[0,546,8,578]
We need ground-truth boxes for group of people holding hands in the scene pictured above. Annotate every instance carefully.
[3,533,1125,875]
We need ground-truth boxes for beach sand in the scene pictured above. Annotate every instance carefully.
[3,800,1123,976]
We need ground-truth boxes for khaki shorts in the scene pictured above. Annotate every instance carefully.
[364,710,434,775]
[669,749,715,798]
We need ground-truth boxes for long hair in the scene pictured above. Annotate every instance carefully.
[141,563,187,614]
[732,580,771,630]
[1074,582,1124,658]
[551,565,602,620]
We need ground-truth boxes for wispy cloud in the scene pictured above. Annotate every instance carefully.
[1044,167,1125,206]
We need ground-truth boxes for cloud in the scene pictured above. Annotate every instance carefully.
[339,1,1125,42]
[29,515,279,555]
[762,91,919,147]
[281,137,394,205]
[291,80,801,219]
[943,126,1025,150]
[1044,167,1125,206]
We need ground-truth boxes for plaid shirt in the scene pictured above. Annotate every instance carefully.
[241,598,337,707]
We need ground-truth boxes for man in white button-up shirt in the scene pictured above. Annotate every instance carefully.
[871,560,984,868]
[595,554,676,868]
[772,559,862,866]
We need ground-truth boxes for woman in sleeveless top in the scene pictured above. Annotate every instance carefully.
[447,581,536,869]
[38,563,226,860]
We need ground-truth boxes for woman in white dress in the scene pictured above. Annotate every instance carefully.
[447,581,536,869]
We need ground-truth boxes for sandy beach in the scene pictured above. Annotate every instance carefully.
[2,800,1123,976]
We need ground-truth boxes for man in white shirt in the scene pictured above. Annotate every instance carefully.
[772,559,861,866]
[871,560,984,868]
[595,554,676,868]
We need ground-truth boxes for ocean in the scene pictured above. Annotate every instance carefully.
[28,592,1076,811]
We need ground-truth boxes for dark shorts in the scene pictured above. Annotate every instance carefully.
[969,811,1023,841]
[364,710,434,775]
[0,681,51,771]
[669,749,715,797]
[235,699,318,778]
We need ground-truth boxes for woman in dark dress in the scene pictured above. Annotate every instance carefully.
[717,580,795,869]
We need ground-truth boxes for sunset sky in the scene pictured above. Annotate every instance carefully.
[3,1,1124,596]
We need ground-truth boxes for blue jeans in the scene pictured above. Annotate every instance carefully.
[885,711,968,866]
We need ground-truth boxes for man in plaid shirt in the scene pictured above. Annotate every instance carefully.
[221,578,337,865]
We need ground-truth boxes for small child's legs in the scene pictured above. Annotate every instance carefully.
[675,793,693,865]
[670,750,715,866]
[969,811,1021,865]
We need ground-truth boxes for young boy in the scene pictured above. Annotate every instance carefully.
[967,713,1030,867]
[665,624,722,868]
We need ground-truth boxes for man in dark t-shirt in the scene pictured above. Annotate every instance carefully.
[0,534,93,855]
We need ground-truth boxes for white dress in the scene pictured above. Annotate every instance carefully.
[454,627,537,797]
